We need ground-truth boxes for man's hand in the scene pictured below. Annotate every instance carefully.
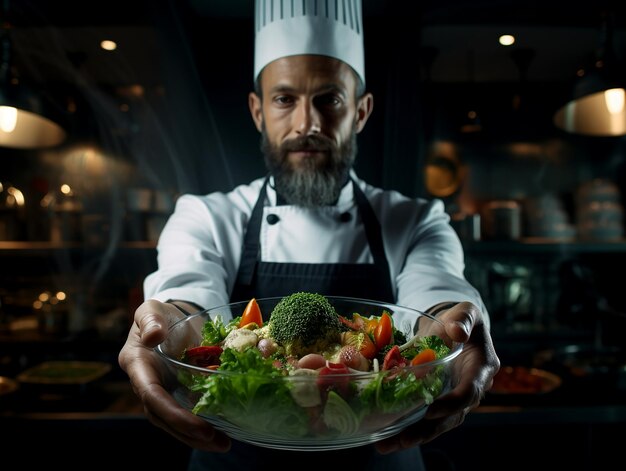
[374,301,500,454]
[118,299,231,452]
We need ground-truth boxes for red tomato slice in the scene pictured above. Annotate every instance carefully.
[183,346,223,368]
[239,298,263,328]
[382,345,407,371]
[316,362,351,398]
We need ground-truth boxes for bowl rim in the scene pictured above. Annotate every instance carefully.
[155,295,464,377]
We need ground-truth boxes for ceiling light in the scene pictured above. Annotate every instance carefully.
[100,39,117,51]
[553,12,626,136]
[0,8,66,149]
[499,35,515,46]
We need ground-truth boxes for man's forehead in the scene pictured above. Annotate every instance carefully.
[261,55,357,93]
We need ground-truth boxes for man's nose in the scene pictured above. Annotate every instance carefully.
[294,100,321,135]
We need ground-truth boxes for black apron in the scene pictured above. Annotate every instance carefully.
[188,177,424,471]
[230,177,395,305]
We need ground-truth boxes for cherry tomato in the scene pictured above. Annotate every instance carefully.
[374,311,393,350]
[239,297,263,328]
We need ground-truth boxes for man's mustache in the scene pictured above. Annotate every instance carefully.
[280,135,334,153]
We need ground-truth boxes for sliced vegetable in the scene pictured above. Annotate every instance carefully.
[382,345,407,371]
[374,311,393,350]
[239,297,263,328]
[183,346,223,368]
[322,390,360,435]
[410,348,437,366]
[341,330,377,360]
[317,362,351,398]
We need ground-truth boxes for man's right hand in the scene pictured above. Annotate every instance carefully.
[118,299,232,452]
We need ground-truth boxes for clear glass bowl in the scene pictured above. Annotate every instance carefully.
[155,296,463,451]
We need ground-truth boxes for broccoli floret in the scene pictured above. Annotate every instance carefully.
[268,292,342,357]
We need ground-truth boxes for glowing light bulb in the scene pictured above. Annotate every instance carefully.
[604,88,625,114]
[0,106,17,132]
[499,35,515,46]
[100,40,117,51]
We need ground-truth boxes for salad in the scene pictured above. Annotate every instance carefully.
[175,292,453,440]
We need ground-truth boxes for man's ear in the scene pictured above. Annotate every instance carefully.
[355,92,374,134]
[248,92,263,132]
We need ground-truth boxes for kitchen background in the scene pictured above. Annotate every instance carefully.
[1,0,625,469]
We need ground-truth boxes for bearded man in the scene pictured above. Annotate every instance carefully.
[119,1,499,470]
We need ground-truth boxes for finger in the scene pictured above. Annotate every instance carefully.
[425,329,499,420]
[375,405,472,455]
[141,383,231,452]
[134,300,181,347]
[438,302,480,343]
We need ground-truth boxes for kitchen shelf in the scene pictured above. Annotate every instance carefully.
[463,238,626,255]
[0,241,156,254]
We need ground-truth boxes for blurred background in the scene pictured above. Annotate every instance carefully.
[1,0,625,469]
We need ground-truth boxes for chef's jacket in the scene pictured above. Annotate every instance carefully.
[144,170,489,328]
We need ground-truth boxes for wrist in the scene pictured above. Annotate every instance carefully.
[165,300,202,316]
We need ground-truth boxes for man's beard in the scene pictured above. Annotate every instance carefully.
[261,129,357,207]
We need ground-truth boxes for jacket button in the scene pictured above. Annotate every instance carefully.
[339,212,352,223]
[266,214,280,225]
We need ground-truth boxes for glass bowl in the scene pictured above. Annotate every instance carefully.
[155,295,463,451]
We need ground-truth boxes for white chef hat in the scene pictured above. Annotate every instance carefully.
[254,0,365,85]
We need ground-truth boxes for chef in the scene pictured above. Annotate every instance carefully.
[118,1,500,470]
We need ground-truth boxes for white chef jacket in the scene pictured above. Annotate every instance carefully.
[144,170,489,327]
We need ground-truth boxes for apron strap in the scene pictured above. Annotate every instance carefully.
[351,178,394,301]
[235,175,394,300]
[234,177,269,285]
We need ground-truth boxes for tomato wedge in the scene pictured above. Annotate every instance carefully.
[317,362,351,398]
[374,311,393,350]
[410,348,437,366]
[239,297,263,328]
[183,346,223,368]
[341,330,377,360]
[382,345,407,371]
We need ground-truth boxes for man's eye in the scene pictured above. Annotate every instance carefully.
[274,96,293,105]
[316,95,342,107]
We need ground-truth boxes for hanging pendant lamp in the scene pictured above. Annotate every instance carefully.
[0,13,66,149]
[553,12,626,137]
